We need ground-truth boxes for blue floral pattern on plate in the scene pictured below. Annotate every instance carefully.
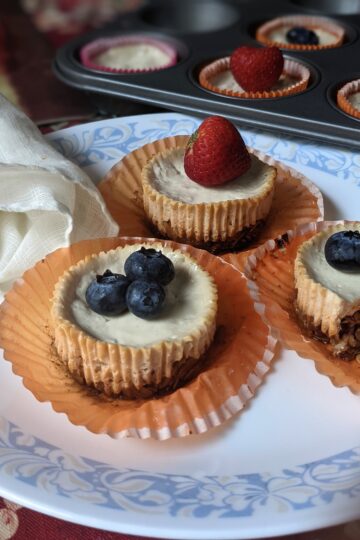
[1,113,359,525]
[0,417,359,517]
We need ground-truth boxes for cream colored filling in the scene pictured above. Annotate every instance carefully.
[149,149,272,204]
[348,91,360,111]
[211,69,298,93]
[269,26,338,46]
[68,245,216,346]
[301,226,360,303]
[94,44,170,69]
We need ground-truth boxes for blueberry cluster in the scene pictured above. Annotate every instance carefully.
[286,26,319,46]
[85,247,175,319]
[324,230,360,271]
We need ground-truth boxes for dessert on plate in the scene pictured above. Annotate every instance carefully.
[80,35,177,73]
[199,45,310,99]
[337,79,360,120]
[256,15,345,50]
[141,116,276,253]
[51,242,218,398]
[295,223,360,360]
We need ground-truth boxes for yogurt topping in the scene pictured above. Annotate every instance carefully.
[68,245,216,346]
[301,226,360,303]
[94,44,171,70]
[149,149,273,204]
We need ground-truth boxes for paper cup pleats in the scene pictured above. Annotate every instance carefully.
[0,237,277,439]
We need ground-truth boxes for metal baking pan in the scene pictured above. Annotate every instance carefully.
[53,0,360,148]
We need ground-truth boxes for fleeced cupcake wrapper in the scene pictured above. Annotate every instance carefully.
[256,15,345,51]
[0,236,277,440]
[98,135,323,272]
[244,220,360,394]
[51,243,217,396]
[80,35,177,74]
[337,79,360,120]
[198,57,310,99]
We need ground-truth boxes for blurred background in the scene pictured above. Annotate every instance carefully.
[0,0,144,128]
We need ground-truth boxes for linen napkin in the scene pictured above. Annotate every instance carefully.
[0,94,119,293]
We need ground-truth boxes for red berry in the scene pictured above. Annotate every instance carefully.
[184,116,251,186]
[230,46,284,92]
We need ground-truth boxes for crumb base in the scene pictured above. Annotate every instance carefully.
[149,219,265,255]
[66,351,210,400]
[295,302,360,361]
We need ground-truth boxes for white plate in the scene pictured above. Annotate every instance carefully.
[0,113,359,539]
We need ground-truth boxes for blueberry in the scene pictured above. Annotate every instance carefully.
[324,230,360,272]
[286,26,319,45]
[124,247,175,285]
[126,280,165,319]
[85,269,131,316]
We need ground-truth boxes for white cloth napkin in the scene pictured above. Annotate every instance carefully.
[0,95,119,293]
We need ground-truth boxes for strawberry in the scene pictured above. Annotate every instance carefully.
[230,46,284,92]
[184,116,251,186]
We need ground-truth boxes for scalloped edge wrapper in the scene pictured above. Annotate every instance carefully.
[243,220,360,394]
[0,237,277,440]
[337,79,360,120]
[256,15,345,51]
[199,57,310,99]
[80,35,177,74]
[98,135,324,272]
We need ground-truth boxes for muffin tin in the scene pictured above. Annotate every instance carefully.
[53,0,360,149]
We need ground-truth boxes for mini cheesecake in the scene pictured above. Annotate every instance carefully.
[199,57,310,99]
[80,36,177,74]
[51,243,218,398]
[337,79,360,121]
[295,224,360,360]
[256,15,345,51]
[141,147,276,253]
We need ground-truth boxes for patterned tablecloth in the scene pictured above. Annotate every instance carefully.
[0,1,359,539]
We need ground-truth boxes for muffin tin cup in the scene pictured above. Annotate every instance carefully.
[243,220,360,395]
[53,0,360,148]
[255,14,346,50]
[198,56,311,99]
[336,78,360,120]
[79,35,178,74]
[0,236,277,440]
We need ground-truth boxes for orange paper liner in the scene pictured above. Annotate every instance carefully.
[337,79,360,120]
[256,15,345,51]
[99,135,323,272]
[199,57,310,99]
[244,221,360,394]
[0,236,277,440]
